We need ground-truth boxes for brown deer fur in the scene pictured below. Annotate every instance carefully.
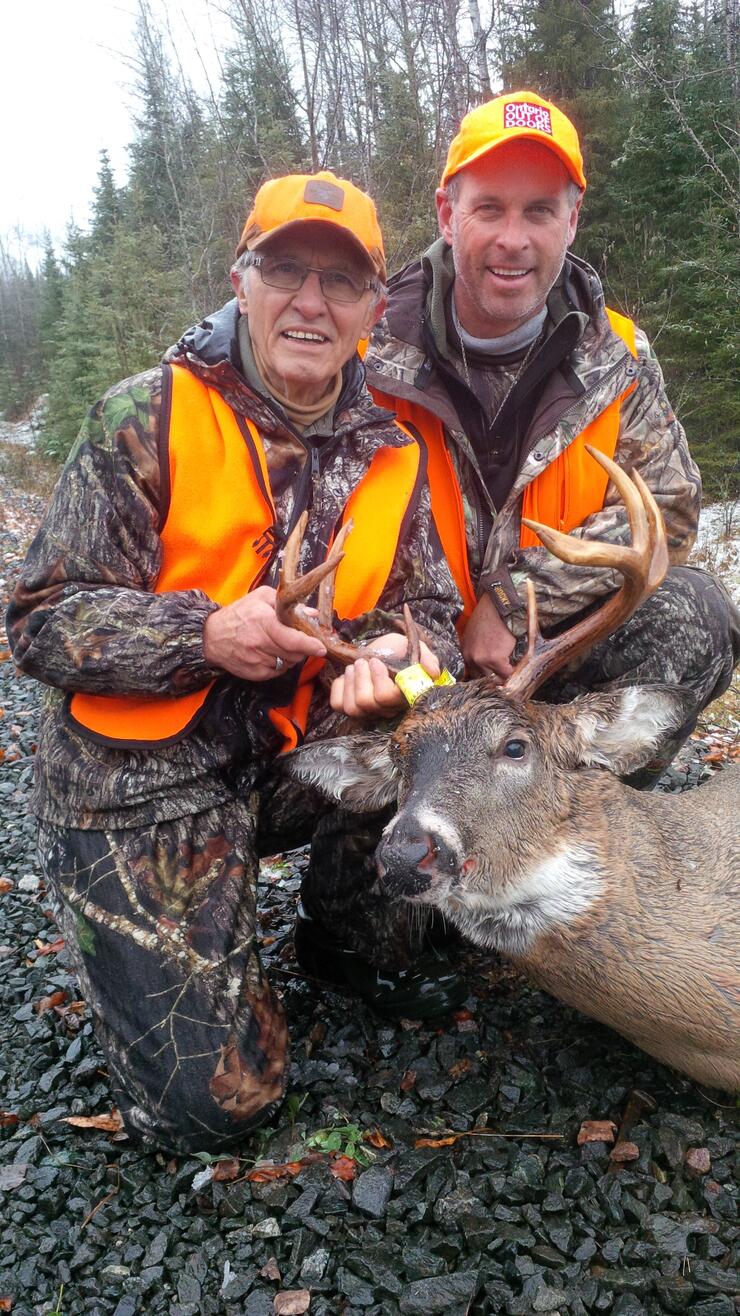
[289,680,740,1090]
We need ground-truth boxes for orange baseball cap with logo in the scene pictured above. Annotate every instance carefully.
[441,91,587,191]
[236,170,386,282]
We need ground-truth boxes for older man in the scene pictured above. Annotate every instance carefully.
[7,171,463,1152]
[368,91,739,781]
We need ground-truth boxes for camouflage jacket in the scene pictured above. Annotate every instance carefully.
[7,300,462,829]
[365,242,702,639]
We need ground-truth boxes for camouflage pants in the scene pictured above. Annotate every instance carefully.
[38,800,289,1155]
[37,787,416,1155]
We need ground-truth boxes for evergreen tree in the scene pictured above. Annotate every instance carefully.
[91,151,122,249]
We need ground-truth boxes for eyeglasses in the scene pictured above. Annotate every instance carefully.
[246,253,378,304]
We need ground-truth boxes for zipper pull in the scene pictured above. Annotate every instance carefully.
[311,447,320,477]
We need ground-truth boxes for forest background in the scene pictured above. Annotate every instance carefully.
[0,0,737,494]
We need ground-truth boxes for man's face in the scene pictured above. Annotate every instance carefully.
[231,226,382,408]
[436,140,581,338]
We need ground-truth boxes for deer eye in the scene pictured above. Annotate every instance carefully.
[503,739,527,759]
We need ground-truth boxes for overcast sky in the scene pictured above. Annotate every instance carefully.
[2,0,229,263]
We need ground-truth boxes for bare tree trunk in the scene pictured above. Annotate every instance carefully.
[468,0,493,97]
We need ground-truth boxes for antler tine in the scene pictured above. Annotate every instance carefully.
[277,515,348,613]
[402,604,422,665]
[317,520,354,627]
[281,511,308,587]
[275,518,416,674]
[505,448,669,700]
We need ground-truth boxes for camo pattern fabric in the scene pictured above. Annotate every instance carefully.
[7,327,462,831]
[366,249,705,640]
[37,799,291,1153]
[535,565,739,775]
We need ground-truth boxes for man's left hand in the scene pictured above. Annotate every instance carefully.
[330,632,440,719]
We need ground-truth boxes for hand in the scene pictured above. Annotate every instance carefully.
[330,632,441,720]
[202,586,326,682]
[462,593,516,680]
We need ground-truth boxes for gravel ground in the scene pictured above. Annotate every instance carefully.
[0,473,738,1316]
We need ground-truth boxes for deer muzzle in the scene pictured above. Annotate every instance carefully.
[376,814,462,899]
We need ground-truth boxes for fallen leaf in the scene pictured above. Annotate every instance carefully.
[35,990,68,1015]
[274,1291,311,1315]
[246,1160,305,1183]
[448,1058,472,1079]
[415,1129,563,1149]
[0,878,11,894]
[329,1155,357,1182]
[0,750,5,765]
[0,1296,14,1311]
[609,1141,640,1163]
[0,1112,19,1128]
[61,1110,124,1133]
[577,1119,617,1146]
[453,1008,474,1022]
[212,1157,242,1182]
[365,1128,393,1150]
[400,1069,416,1092]
[415,1135,459,1148]
[0,1164,28,1191]
[33,936,65,957]
[54,1000,86,1017]
[0,650,11,662]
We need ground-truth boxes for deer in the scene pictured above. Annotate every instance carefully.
[275,450,740,1092]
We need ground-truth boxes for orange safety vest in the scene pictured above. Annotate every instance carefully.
[371,307,637,625]
[69,363,422,753]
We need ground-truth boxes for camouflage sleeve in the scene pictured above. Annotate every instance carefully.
[339,483,464,677]
[6,371,220,696]
[505,351,702,638]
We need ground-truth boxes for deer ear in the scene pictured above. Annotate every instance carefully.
[566,684,697,776]
[285,733,399,812]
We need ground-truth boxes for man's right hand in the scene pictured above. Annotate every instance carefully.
[462,592,517,680]
[202,586,326,682]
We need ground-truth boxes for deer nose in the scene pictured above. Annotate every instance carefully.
[376,827,457,896]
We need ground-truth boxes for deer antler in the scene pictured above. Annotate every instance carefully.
[275,513,422,674]
[505,447,669,700]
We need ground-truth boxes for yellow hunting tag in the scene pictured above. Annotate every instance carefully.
[395,664,457,706]
[434,668,456,688]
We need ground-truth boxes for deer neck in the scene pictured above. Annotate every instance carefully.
[447,772,620,958]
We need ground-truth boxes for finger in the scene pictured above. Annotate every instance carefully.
[329,673,346,712]
[265,614,326,658]
[367,656,405,708]
[345,658,404,719]
[340,660,371,719]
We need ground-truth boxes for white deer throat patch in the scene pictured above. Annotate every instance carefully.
[448,842,605,956]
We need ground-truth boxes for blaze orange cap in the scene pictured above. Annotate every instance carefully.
[441,91,586,192]
[236,170,386,283]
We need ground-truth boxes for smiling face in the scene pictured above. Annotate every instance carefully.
[231,225,383,408]
[436,139,581,338]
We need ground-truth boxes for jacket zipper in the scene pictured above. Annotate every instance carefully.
[524,352,634,454]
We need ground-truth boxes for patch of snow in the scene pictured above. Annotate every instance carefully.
[691,501,740,605]
[0,394,48,447]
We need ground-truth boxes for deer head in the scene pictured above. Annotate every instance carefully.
[286,449,696,949]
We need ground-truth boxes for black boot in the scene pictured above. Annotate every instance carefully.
[293,901,468,1022]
